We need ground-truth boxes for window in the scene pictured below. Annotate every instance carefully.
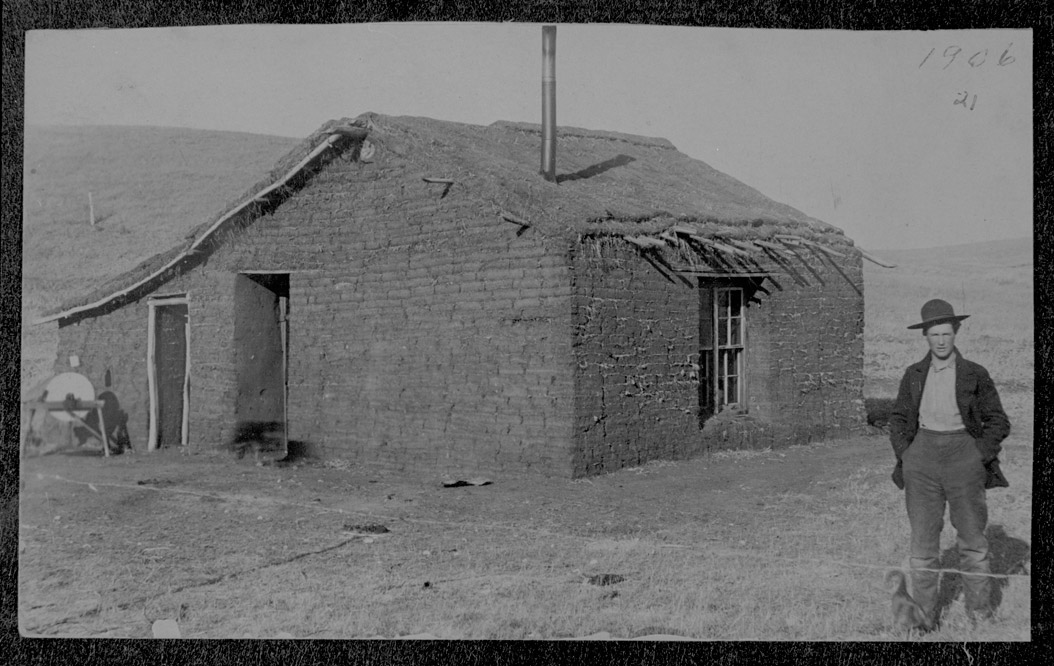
[699,285,746,418]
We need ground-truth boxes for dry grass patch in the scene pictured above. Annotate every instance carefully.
[20,441,1030,640]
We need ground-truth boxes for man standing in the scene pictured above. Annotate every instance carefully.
[888,299,1010,628]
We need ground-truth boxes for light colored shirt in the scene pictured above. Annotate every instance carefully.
[919,351,965,431]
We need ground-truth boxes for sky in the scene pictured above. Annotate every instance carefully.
[24,23,1033,251]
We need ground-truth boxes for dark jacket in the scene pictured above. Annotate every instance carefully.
[889,348,1010,489]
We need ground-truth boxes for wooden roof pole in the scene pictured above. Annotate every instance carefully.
[688,235,752,258]
[858,249,897,268]
[758,246,809,287]
[780,241,826,284]
[750,238,794,255]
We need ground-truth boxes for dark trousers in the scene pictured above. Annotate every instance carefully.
[902,428,991,622]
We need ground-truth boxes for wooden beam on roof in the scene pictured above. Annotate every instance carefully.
[500,212,532,234]
[623,235,666,249]
[752,238,793,255]
[809,245,863,295]
[726,238,765,253]
[794,237,846,257]
[712,240,753,257]
[640,250,683,286]
[783,245,826,285]
[673,270,773,278]
[761,273,784,292]
[859,249,897,268]
[758,246,808,287]
[720,241,769,273]
[690,235,752,258]
[649,250,695,287]
[694,243,748,273]
[423,177,455,198]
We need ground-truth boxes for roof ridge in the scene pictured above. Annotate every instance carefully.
[488,120,676,150]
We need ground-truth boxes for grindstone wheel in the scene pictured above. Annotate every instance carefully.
[44,372,96,422]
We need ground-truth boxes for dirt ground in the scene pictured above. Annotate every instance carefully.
[16,428,1032,640]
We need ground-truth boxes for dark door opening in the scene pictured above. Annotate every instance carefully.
[233,273,289,460]
[154,301,189,448]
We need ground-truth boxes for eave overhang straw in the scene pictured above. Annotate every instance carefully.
[35,127,367,325]
[619,225,893,275]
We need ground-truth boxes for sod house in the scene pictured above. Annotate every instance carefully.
[40,113,867,477]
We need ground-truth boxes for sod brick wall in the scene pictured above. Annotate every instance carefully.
[54,265,241,453]
[204,150,574,476]
[571,238,703,476]
[732,247,867,448]
[570,236,866,476]
[57,152,577,474]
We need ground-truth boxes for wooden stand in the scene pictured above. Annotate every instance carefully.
[21,399,110,458]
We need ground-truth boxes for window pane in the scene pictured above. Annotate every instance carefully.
[717,349,742,405]
[729,316,741,346]
[700,352,714,415]
[718,349,729,405]
[730,288,742,313]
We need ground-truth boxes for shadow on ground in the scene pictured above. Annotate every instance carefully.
[934,523,1031,616]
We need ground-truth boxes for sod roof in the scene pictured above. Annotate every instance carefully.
[42,113,853,322]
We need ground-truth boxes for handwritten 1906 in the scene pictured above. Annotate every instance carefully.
[919,43,1015,69]
[920,43,1015,111]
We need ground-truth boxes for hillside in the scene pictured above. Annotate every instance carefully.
[20,124,301,389]
[22,124,301,317]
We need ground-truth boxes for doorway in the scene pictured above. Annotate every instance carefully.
[233,273,289,459]
[148,296,190,450]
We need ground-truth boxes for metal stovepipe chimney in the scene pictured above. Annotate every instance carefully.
[540,25,557,182]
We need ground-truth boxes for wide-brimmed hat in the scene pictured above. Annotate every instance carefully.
[907,299,970,330]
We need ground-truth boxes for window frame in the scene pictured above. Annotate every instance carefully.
[699,281,748,420]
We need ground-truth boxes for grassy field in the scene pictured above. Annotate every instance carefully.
[17,435,1032,641]
[862,238,1034,437]
[20,125,300,392]
[862,238,1033,389]
[17,126,1032,642]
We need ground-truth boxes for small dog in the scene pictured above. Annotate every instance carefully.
[886,570,934,634]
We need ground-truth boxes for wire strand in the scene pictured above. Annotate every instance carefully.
[31,473,1030,582]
